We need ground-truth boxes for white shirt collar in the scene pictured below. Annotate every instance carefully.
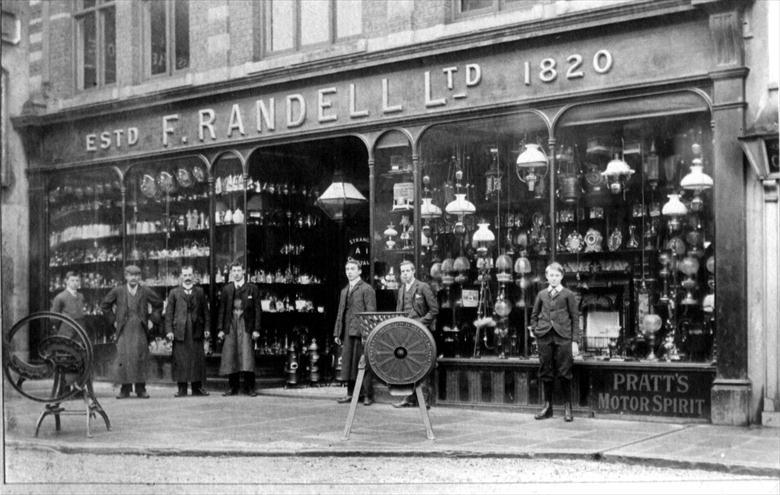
[348,279,360,289]
[234,281,244,289]
[405,279,415,291]
[66,288,79,297]
[127,284,138,295]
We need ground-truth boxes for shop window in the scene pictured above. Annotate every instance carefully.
[407,114,550,359]
[75,0,116,89]
[454,0,527,18]
[259,0,362,57]
[46,169,124,345]
[144,0,189,77]
[554,111,715,363]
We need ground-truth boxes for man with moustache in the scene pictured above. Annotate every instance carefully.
[217,262,262,396]
[333,258,377,405]
[165,265,210,397]
[101,265,163,399]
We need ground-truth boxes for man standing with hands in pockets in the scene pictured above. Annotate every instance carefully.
[165,265,210,397]
[217,262,262,396]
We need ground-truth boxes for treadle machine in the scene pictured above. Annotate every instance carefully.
[2,311,111,438]
[343,312,436,440]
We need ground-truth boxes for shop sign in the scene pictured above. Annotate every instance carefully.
[40,19,713,163]
[346,236,370,269]
[588,368,714,419]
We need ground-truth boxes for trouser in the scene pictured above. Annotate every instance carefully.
[228,372,255,392]
[177,381,204,392]
[537,331,573,382]
[120,382,146,395]
[346,363,375,399]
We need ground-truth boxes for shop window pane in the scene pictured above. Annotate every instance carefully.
[461,0,494,12]
[82,0,97,9]
[336,0,362,39]
[300,0,329,46]
[47,170,123,345]
[554,111,714,362]
[269,0,294,52]
[414,114,549,358]
[79,13,97,88]
[102,6,116,84]
[174,0,190,70]
[126,158,212,308]
[150,0,167,75]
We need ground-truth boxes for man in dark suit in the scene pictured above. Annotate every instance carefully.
[217,261,262,396]
[393,260,438,408]
[530,262,581,422]
[101,264,163,399]
[165,265,210,397]
[333,258,377,405]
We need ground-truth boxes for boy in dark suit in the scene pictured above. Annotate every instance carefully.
[333,258,377,405]
[530,262,580,421]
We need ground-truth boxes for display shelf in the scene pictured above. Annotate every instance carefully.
[49,259,123,268]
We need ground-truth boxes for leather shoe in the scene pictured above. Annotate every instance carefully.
[115,392,130,400]
[392,399,413,408]
[563,402,573,422]
[363,397,374,406]
[336,395,353,404]
[245,390,258,397]
[136,392,150,399]
[174,391,187,398]
[222,389,239,396]
[192,389,209,396]
[534,402,553,420]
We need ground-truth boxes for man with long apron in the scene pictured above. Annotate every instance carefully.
[217,262,261,396]
[165,265,211,397]
[101,265,163,399]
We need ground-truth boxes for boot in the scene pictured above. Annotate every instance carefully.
[174,382,187,398]
[534,381,553,419]
[560,378,573,422]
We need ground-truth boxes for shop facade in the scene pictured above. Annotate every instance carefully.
[13,1,764,424]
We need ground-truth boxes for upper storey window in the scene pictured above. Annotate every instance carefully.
[144,0,190,77]
[456,0,525,17]
[75,0,116,89]
[260,0,362,57]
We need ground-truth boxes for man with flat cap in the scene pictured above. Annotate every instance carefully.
[101,265,163,399]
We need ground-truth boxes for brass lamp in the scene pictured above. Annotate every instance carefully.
[515,143,549,193]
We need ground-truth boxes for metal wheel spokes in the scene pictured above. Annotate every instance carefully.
[365,317,436,386]
[3,312,93,403]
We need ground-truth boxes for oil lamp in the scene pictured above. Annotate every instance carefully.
[495,254,514,284]
[420,175,442,238]
[472,221,496,257]
[383,222,398,250]
[642,312,663,361]
[680,158,713,212]
[661,193,688,232]
[453,255,471,284]
[440,257,455,287]
[484,147,502,199]
[644,140,660,190]
[601,153,635,197]
[678,255,700,306]
[515,143,548,193]
[445,170,475,237]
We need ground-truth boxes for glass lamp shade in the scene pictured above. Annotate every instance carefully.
[494,297,512,317]
[315,178,367,221]
[445,193,476,217]
[642,313,663,334]
[679,256,700,276]
[430,262,442,281]
[705,255,715,274]
[513,256,532,274]
[453,255,471,273]
[495,254,513,283]
[516,143,548,168]
[420,197,443,219]
[680,160,713,191]
[662,193,688,217]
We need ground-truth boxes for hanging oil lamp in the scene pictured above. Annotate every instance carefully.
[661,193,688,232]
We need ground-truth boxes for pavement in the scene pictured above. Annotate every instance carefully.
[3,381,779,478]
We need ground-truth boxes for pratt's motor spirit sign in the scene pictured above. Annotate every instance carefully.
[588,367,715,419]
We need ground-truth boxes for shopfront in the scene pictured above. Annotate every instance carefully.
[20,7,748,422]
